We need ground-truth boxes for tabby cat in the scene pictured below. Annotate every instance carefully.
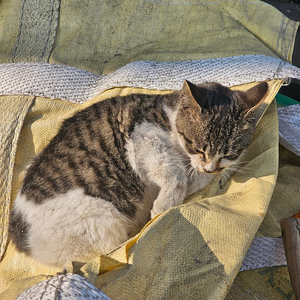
[9,80,268,267]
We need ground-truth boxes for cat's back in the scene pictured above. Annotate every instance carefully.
[20,92,176,203]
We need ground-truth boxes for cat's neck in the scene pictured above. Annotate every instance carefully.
[162,95,189,156]
[162,92,181,134]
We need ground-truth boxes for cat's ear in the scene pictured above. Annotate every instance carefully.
[242,81,269,122]
[243,82,269,108]
[181,80,205,110]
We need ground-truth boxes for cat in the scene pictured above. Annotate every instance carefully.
[8,80,268,268]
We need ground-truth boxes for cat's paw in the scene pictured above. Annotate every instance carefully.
[150,208,160,219]
[150,202,167,219]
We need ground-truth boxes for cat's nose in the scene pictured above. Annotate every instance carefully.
[203,158,224,174]
[203,167,224,174]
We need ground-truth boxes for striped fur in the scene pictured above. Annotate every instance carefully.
[9,81,268,267]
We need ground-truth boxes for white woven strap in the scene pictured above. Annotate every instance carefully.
[16,273,112,300]
[278,104,300,157]
[0,55,299,103]
[1,55,299,158]
[240,237,286,271]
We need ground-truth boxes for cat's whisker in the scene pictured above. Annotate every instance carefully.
[185,161,193,172]
[225,163,255,177]
[219,169,233,186]
[236,159,253,165]
[220,171,229,181]
[185,162,190,172]
[233,162,254,170]
[186,163,196,177]
[235,167,255,175]
[224,167,236,174]
[239,165,254,171]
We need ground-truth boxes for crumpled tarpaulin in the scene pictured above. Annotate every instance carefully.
[0,0,300,299]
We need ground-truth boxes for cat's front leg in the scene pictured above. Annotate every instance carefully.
[129,124,188,218]
[150,176,187,219]
[143,141,188,218]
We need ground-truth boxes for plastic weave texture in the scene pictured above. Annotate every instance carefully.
[278,104,300,157]
[240,237,286,271]
[0,55,299,103]
[16,273,112,300]
[0,0,299,298]
[15,236,287,299]
[0,56,299,300]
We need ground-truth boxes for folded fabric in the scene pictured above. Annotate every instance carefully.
[0,0,299,299]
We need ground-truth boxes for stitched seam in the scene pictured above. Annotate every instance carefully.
[8,0,60,63]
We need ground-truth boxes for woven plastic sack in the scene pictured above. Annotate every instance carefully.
[0,74,290,300]
[0,0,298,70]
[0,0,299,299]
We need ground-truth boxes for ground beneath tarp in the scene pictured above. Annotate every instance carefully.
[264,0,300,21]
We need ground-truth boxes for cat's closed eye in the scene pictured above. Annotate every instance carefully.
[195,149,206,160]
[224,154,239,161]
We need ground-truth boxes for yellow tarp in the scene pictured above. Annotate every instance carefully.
[0,0,299,299]
[0,82,279,300]
[0,0,297,69]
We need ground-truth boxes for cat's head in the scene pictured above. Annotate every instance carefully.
[176,80,268,174]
